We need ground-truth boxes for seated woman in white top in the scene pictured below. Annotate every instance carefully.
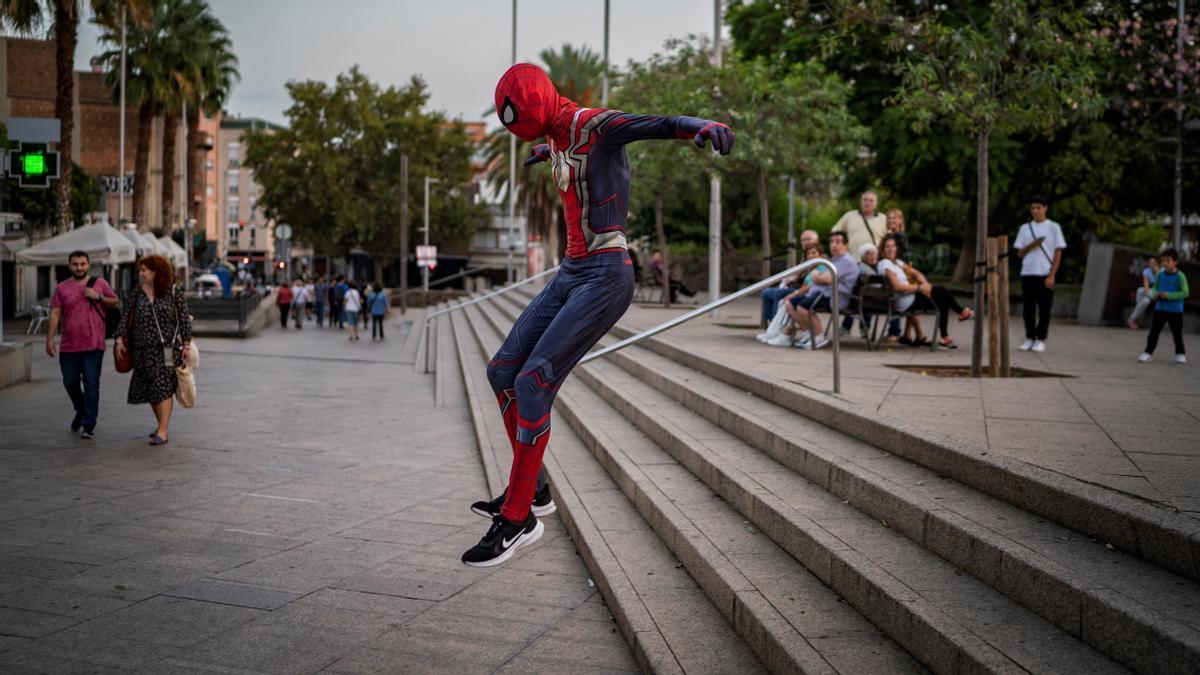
[877,234,973,348]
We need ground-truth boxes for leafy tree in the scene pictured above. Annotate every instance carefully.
[1,0,149,233]
[871,0,1108,375]
[243,67,487,275]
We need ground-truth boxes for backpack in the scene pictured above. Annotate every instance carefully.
[86,277,122,339]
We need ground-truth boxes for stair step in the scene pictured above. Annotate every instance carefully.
[605,320,1200,587]
[452,298,765,674]
[397,307,424,364]
[484,293,1126,674]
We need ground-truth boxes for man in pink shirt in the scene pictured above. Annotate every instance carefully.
[46,250,119,438]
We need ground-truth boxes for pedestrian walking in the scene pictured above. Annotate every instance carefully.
[113,255,193,445]
[333,275,348,330]
[1138,248,1189,364]
[1013,195,1066,353]
[276,280,293,329]
[1128,255,1160,329]
[343,281,363,341]
[45,250,119,438]
[304,279,316,322]
[314,276,328,327]
[368,281,389,339]
[290,278,307,329]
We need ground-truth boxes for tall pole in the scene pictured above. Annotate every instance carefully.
[708,0,723,310]
[1173,0,1185,253]
[400,154,409,314]
[507,0,518,283]
[424,176,439,292]
[601,0,610,106]
[181,99,190,290]
[786,176,796,268]
[118,3,127,226]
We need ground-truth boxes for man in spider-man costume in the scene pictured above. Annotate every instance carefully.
[462,63,734,567]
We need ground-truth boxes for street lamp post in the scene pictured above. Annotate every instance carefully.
[118,3,127,226]
[708,0,724,312]
[786,175,796,268]
[423,176,440,292]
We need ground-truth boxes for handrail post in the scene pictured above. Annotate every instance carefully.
[831,265,841,394]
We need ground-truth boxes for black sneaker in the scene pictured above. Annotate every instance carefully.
[470,483,556,519]
[461,512,543,567]
[70,415,82,432]
[79,429,94,439]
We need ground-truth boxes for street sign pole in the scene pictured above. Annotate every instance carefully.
[423,176,440,293]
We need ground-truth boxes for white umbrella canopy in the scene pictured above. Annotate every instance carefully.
[121,229,156,256]
[157,236,187,268]
[16,223,136,266]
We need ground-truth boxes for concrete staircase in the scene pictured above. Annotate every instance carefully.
[424,283,1200,674]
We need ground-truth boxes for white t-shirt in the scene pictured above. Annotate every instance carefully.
[343,289,362,313]
[877,258,915,311]
[1013,219,1066,277]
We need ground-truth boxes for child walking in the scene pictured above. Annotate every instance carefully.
[1138,248,1189,364]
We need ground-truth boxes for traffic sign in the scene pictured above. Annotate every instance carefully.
[5,142,60,188]
[417,245,438,269]
[274,223,292,241]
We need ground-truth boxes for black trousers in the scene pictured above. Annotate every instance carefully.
[371,315,385,339]
[1021,275,1054,340]
[279,304,290,329]
[909,285,965,337]
[1145,312,1185,355]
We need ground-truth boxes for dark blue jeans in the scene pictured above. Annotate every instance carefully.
[60,350,103,430]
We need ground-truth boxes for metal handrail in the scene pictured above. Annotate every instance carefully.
[580,257,841,393]
[397,264,504,300]
[422,265,561,372]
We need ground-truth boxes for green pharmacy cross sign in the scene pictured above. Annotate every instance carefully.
[5,142,60,188]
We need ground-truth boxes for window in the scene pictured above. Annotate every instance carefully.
[249,226,256,246]
[205,159,213,172]
[205,184,214,197]
[226,171,239,196]
[226,198,239,222]
[227,142,240,166]
[227,225,238,244]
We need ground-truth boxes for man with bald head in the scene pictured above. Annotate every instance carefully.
[760,229,820,327]
[832,191,886,258]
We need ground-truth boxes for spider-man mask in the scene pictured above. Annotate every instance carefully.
[494,63,573,142]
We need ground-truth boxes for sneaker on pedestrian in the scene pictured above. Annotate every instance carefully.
[471,484,556,519]
[1138,352,1152,363]
[766,334,792,347]
[811,334,830,350]
[79,428,94,439]
[1031,340,1046,353]
[70,414,82,432]
[1019,339,1035,351]
[1176,354,1187,364]
[461,512,543,567]
[794,332,813,349]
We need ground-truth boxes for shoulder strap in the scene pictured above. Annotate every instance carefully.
[1027,222,1055,265]
[858,211,877,242]
[85,277,105,318]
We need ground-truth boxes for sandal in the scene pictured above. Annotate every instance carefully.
[958,308,974,321]
[149,434,169,446]
[897,336,914,346]
[938,338,958,349]
[912,337,933,347]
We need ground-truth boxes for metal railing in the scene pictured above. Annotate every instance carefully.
[579,257,841,393]
[396,264,504,303]
[422,265,561,372]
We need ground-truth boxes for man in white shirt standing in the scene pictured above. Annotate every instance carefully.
[1013,195,1066,352]
[831,190,886,259]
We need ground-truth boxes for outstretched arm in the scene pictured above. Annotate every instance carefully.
[599,113,734,155]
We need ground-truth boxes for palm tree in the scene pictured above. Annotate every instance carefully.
[481,43,605,261]
[1,1,148,233]
[185,13,238,233]
[96,0,230,233]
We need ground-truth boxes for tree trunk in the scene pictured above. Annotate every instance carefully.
[161,111,179,234]
[655,195,669,308]
[186,106,202,233]
[970,126,990,377]
[758,169,771,281]
[133,101,156,230]
[52,5,77,234]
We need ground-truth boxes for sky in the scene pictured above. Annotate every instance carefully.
[67,0,722,127]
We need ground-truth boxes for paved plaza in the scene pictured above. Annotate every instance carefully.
[0,313,636,674]
[619,297,1200,518]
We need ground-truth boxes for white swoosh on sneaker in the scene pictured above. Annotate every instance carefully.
[502,533,521,548]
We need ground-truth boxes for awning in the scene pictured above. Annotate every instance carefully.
[16,222,136,266]
[157,236,188,268]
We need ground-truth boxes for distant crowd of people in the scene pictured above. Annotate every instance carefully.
[756,191,974,350]
[274,275,391,341]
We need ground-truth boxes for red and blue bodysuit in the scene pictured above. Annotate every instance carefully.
[485,63,734,527]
